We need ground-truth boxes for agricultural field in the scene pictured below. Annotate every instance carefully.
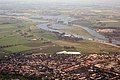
[55,40,120,54]
[0,16,60,56]
[4,45,31,53]
[0,17,32,55]
[59,25,92,37]
[0,35,28,46]
[31,29,58,41]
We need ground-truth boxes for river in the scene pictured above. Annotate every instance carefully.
[30,15,119,45]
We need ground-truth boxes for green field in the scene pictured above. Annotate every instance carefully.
[31,29,57,41]
[0,35,28,46]
[4,45,31,53]
[55,40,120,53]
[0,16,58,55]
[59,25,92,37]
[0,17,32,54]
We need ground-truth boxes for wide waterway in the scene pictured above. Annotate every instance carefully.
[30,15,106,39]
[30,15,119,45]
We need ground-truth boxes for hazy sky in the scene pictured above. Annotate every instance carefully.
[0,0,120,4]
[1,0,120,3]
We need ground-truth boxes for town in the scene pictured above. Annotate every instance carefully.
[0,53,120,80]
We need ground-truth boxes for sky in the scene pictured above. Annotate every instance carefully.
[0,0,120,3]
[0,0,120,5]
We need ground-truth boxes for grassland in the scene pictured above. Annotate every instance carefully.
[30,17,50,23]
[59,25,92,37]
[55,40,120,54]
[4,45,31,53]
[0,16,58,55]
[0,35,28,46]
[0,17,32,54]
[31,29,57,41]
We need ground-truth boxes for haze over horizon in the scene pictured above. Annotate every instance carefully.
[0,0,120,4]
[0,0,120,9]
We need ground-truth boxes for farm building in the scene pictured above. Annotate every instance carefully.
[56,51,81,54]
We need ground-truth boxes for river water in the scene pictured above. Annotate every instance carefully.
[30,15,119,45]
[30,15,106,39]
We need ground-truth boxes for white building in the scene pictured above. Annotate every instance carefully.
[56,51,81,54]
